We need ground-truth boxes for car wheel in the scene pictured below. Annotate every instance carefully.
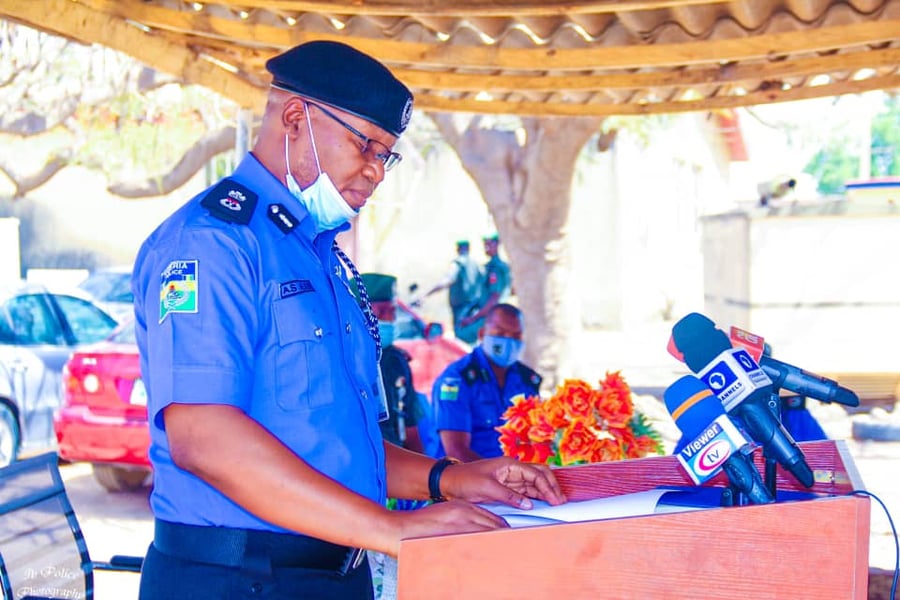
[0,404,20,468]
[92,464,151,492]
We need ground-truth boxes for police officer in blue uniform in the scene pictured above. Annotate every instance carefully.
[132,41,565,599]
[432,303,542,461]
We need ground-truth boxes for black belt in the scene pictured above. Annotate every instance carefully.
[153,519,367,576]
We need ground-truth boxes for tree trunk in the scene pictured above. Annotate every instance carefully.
[430,114,603,391]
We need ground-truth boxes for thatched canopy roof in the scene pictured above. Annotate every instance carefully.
[2,0,899,117]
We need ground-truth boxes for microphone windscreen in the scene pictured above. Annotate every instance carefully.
[663,375,724,440]
[671,313,731,372]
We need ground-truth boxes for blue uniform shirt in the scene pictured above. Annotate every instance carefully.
[132,153,387,531]
[431,346,541,458]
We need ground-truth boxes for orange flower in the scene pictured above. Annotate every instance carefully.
[502,394,539,422]
[556,379,594,419]
[527,410,559,443]
[595,389,633,428]
[539,395,570,430]
[557,420,598,464]
[590,437,625,462]
[496,373,663,467]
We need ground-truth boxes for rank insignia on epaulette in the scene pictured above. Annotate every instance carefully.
[268,203,299,234]
[200,179,258,224]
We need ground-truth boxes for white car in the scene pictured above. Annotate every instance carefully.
[0,281,119,466]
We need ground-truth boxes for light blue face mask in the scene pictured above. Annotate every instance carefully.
[283,104,358,233]
[482,334,523,368]
[377,321,395,347]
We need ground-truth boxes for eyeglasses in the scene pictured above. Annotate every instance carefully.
[306,101,402,171]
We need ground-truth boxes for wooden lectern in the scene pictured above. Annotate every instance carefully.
[397,440,869,599]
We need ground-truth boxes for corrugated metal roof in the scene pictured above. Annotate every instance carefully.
[2,0,898,115]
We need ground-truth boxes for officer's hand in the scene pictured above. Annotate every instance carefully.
[384,499,508,556]
[440,457,567,509]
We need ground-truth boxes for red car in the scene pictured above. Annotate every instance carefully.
[53,302,468,492]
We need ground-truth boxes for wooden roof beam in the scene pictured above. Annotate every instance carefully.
[205,0,726,18]
[413,73,900,116]
[393,47,900,92]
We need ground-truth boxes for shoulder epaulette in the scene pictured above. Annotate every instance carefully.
[200,179,258,225]
[513,363,543,388]
[462,355,489,384]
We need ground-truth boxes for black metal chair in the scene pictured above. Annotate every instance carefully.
[0,452,143,600]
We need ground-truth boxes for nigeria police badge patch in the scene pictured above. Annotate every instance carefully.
[159,260,199,322]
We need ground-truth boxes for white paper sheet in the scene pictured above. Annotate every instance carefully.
[479,489,708,528]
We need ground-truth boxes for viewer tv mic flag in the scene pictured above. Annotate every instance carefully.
[671,313,815,488]
[664,375,774,505]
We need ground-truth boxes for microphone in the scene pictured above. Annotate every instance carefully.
[726,326,859,407]
[671,313,815,488]
[671,320,859,407]
[664,375,774,505]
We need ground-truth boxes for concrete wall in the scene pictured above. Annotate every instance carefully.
[702,211,900,373]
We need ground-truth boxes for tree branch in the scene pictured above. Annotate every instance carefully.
[106,126,236,198]
[0,149,73,198]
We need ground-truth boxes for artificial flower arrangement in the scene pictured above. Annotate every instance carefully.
[497,371,664,466]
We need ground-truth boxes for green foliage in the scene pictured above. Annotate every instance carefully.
[630,413,665,456]
[802,92,900,194]
[870,94,900,176]
[804,145,859,195]
[74,85,233,180]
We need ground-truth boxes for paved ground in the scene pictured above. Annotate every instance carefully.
[63,322,899,599]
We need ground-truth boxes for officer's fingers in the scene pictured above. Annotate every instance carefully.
[493,462,566,506]
[517,464,567,505]
[403,500,508,538]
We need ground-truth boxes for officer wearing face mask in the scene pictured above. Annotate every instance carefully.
[132,41,565,600]
[431,303,542,462]
[354,272,424,454]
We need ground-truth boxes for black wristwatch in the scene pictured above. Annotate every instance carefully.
[428,457,460,502]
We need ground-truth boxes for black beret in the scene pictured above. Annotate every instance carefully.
[266,41,414,136]
[355,273,397,303]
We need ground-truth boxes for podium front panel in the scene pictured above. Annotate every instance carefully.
[398,441,869,599]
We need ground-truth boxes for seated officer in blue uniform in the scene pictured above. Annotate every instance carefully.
[132,41,566,600]
[431,303,542,462]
